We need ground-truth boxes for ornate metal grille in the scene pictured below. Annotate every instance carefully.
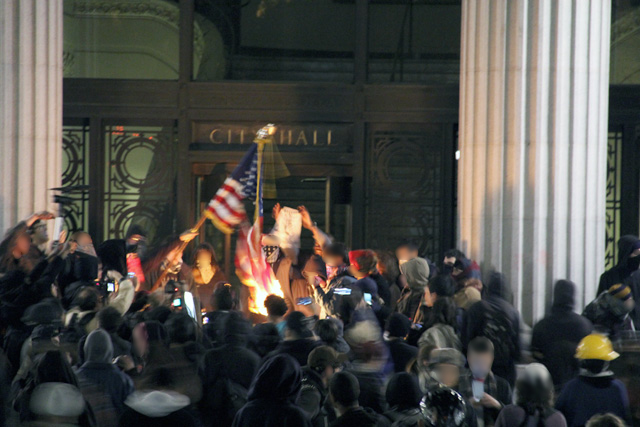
[366,125,444,260]
[605,129,623,270]
[103,124,178,243]
[61,123,90,232]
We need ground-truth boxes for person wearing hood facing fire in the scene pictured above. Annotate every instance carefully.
[531,280,593,391]
[232,353,312,427]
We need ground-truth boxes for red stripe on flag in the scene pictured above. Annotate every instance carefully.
[213,195,245,218]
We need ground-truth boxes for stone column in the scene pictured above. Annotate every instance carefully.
[0,0,63,232]
[458,0,611,323]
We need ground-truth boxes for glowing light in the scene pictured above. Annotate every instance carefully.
[246,278,284,316]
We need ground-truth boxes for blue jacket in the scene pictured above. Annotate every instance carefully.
[555,375,630,427]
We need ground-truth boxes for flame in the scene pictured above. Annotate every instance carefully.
[246,277,284,316]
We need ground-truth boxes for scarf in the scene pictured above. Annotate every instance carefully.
[326,264,348,281]
[263,246,280,264]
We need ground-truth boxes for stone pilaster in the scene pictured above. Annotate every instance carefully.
[458,0,611,323]
[0,0,63,231]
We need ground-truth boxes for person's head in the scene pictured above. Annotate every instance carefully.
[396,240,419,266]
[261,234,281,263]
[284,311,312,340]
[467,337,494,379]
[575,333,619,376]
[386,312,412,339]
[249,354,302,402]
[348,249,377,279]
[251,322,281,357]
[125,224,147,247]
[264,294,288,321]
[222,311,252,346]
[72,286,101,312]
[30,220,49,245]
[0,225,32,269]
[608,283,635,312]
[443,249,466,268]
[322,242,349,268]
[70,231,92,248]
[427,297,457,329]
[515,363,554,415]
[329,371,360,414]
[315,319,339,346]
[399,257,430,289]
[165,313,197,344]
[308,346,347,386]
[211,283,236,311]
[429,348,466,388]
[425,275,456,307]
[132,320,168,358]
[418,344,438,368]
[84,328,113,364]
[192,242,219,270]
[386,372,421,410]
[97,239,127,278]
[375,250,400,282]
[143,236,184,275]
[97,306,122,334]
[453,286,482,310]
[586,413,627,427]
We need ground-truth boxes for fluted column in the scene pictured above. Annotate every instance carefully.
[0,0,63,232]
[458,0,611,323]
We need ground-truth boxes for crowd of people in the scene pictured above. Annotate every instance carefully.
[0,207,637,426]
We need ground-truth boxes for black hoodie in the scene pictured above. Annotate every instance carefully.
[462,272,521,386]
[531,280,593,391]
[597,235,640,295]
[232,354,312,427]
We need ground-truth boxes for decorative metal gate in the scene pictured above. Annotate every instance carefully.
[365,123,454,261]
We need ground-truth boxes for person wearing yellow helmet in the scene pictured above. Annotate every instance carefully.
[555,334,630,427]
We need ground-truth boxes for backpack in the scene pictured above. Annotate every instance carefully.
[59,311,95,349]
[212,376,248,426]
[480,305,515,364]
[385,409,425,427]
[583,292,631,331]
[517,407,557,427]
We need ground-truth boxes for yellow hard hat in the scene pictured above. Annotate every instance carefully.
[575,334,619,361]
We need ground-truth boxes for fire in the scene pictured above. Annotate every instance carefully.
[246,278,284,316]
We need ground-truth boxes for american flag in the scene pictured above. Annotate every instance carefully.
[205,143,261,233]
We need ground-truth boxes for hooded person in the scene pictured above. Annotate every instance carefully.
[385,313,417,373]
[75,329,134,425]
[383,372,423,426]
[531,280,593,391]
[396,257,430,321]
[119,366,199,427]
[267,311,321,367]
[27,382,87,427]
[232,353,312,427]
[462,272,521,387]
[200,311,261,427]
[597,235,640,296]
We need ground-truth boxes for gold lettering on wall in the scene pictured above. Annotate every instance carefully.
[197,123,349,149]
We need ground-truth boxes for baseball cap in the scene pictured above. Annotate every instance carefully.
[308,345,349,370]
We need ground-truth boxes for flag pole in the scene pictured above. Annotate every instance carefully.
[150,124,277,293]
